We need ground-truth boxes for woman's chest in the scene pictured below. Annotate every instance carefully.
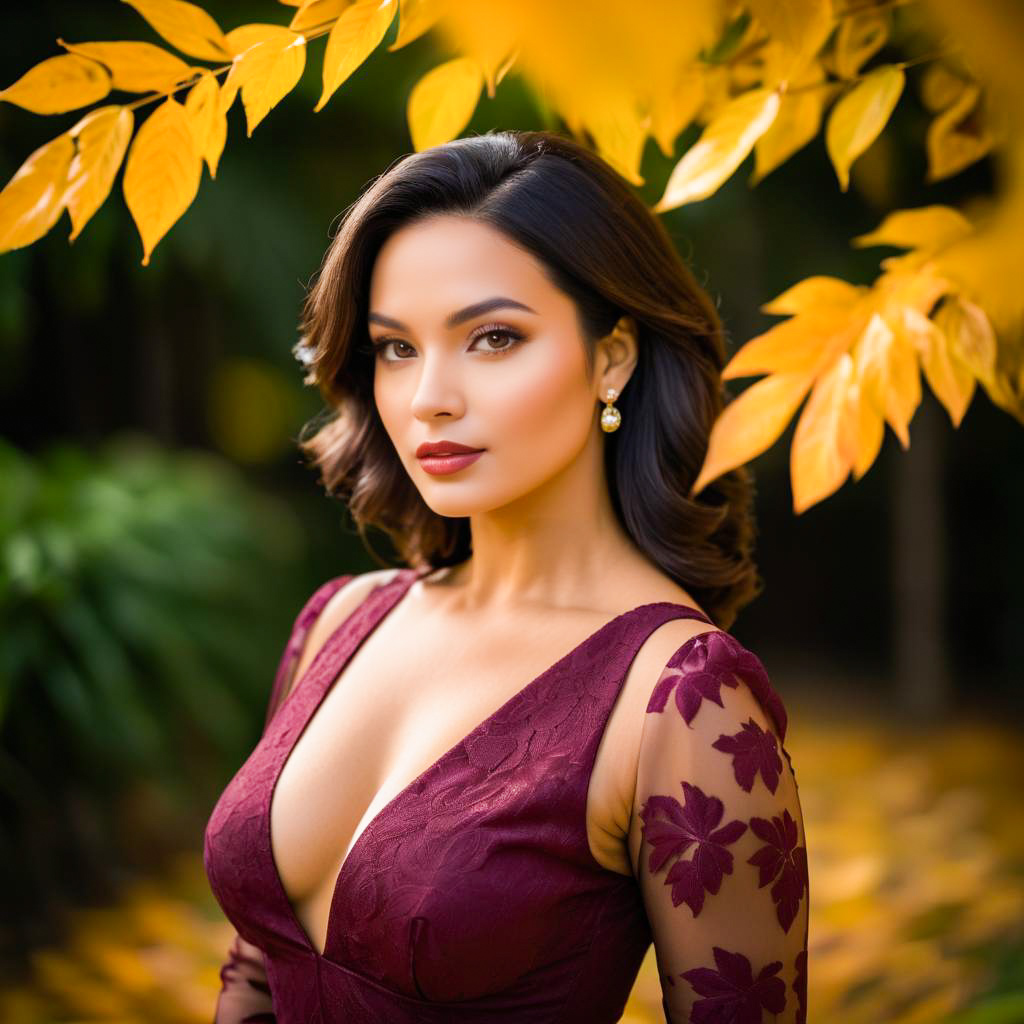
[269,615,641,959]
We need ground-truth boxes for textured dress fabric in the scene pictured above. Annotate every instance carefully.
[204,567,808,1023]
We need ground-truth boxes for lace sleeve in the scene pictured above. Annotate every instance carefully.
[630,629,809,1024]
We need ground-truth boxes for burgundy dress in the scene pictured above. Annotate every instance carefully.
[204,567,809,1023]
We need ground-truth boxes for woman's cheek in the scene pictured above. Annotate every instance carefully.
[485,351,593,480]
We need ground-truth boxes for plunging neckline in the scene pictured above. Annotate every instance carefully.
[265,568,713,960]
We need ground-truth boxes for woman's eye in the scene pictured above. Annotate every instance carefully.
[371,338,415,361]
[370,324,524,362]
[469,326,525,355]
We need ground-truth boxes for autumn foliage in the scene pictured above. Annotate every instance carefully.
[1,0,1021,511]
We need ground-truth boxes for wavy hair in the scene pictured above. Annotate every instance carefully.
[293,129,762,629]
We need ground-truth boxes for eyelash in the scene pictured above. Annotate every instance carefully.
[368,322,526,362]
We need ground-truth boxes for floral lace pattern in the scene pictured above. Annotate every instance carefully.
[636,630,809,1023]
[205,570,806,1024]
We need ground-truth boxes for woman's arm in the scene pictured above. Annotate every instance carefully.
[213,933,276,1024]
[629,630,809,1023]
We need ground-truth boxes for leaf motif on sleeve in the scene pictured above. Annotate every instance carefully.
[794,948,808,1024]
[711,716,784,794]
[679,945,787,1024]
[639,781,747,917]
[646,631,788,743]
[747,808,809,933]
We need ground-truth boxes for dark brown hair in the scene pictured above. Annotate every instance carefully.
[294,129,762,629]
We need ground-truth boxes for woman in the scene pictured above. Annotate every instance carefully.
[204,129,809,1023]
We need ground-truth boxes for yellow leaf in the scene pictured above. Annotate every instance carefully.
[204,95,228,173]
[884,320,922,447]
[653,88,781,211]
[851,311,892,414]
[388,0,445,52]
[581,93,649,186]
[648,66,704,158]
[850,308,922,448]
[852,204,972,252]
[315,0,396,113]
[0,54,110,114]
[0,132,73,253]
[833,10,889,80]
[903,307,974,426]
[761,275,865,315]
[122,97,202,266]
[221,25,297,114]
[751,59,828,185]
[723,310,859,379]
[58,39,193,93]
[122,0,232,61]
[852,307,925,448]
[850,377,885,480]
[433,0,517,99]
[791,352,856,512]
[223,31,306,136]
[225,23,297,55]
[690,371,815,496]
[290,0,350,33]
[873,261,952,321]
[825,64,904,192]
[748,0,834,84]
[933,295,997,386]
[925,83,995,183]
[407,57,482,151]
[64,105,134,242]
[183,71,225,176]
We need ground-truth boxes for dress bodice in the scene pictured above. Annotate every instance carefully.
[204,567,728,1022]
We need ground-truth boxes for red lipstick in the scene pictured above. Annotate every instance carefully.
[416,440,485,476]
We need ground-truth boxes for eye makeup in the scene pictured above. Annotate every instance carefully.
[369,321,527,362]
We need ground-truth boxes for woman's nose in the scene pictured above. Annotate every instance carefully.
[408,351,466,421]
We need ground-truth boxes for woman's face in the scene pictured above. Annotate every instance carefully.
[368,214,616,518]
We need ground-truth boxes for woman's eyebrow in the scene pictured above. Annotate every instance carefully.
[368,296,538,331]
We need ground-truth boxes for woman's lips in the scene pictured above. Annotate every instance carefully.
[417,450,484,476]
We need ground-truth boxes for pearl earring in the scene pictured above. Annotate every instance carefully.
[600,387,621,433]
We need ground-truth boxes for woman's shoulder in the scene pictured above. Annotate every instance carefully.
[315,566,404,624]
[628,608,788,750]
[280,567,403,703]
[303,566,401,639]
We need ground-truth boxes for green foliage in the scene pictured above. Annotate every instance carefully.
[0,433,306,785]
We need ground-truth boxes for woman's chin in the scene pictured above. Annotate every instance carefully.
[418,484,512,519]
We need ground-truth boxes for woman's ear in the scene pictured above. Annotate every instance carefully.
[596,314,639,396]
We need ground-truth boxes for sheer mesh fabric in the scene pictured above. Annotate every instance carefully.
[631,628,809,1023]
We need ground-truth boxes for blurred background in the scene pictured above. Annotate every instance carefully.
[1,2,1022,1022]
